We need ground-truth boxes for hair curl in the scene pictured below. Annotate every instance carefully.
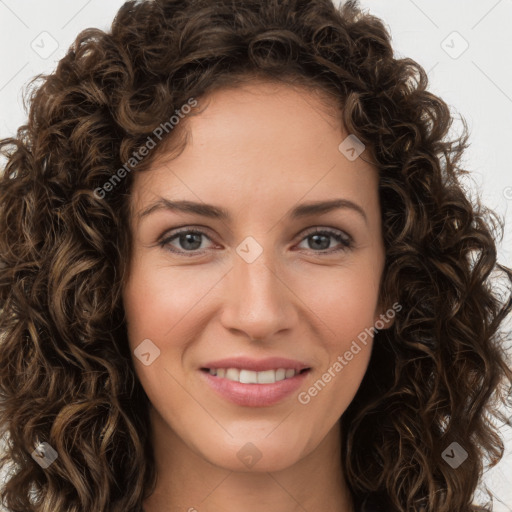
[1,0,511,511]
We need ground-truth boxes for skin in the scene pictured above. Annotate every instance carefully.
[122,80,392,512]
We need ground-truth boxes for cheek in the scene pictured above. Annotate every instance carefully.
[294,259,382,344]
[121,266,198,414]
[123,261,221,343]
[298,342,372,443]
[122,261,228,401]
[291,258,380,407]
[297,286,375,426]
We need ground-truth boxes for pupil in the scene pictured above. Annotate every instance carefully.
[310,234,329,250]
[182,233,201,250]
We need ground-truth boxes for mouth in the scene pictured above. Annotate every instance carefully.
[199,366,312,407]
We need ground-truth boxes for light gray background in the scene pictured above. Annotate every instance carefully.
[0,0,511,510]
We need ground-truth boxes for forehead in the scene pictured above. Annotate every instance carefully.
[129,81,379,223]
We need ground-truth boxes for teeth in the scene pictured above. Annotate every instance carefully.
[239,370,257,384]
[226,368,239,381]
[208,367,300,384]
[257,369,277,384]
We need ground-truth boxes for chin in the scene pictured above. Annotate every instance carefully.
[198,435,307,473]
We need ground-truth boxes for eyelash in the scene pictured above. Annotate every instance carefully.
[157,226,354,257]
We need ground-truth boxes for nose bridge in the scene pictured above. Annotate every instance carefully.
[221,239,293,339]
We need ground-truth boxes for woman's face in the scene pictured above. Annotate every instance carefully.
[122,81,387,472]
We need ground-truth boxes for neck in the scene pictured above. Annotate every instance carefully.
[143,407,355,512]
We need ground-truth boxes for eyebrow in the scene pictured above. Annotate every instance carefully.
[138,197,368,224]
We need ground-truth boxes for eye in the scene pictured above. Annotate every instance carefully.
[295,228,354,253]
[158,228,215,256]
[158,226,354,256]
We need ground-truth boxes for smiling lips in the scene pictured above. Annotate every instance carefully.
[200,357,312,407]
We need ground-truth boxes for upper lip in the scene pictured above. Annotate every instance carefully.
[201,357,311,372]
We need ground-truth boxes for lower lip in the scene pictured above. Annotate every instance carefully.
[199,369,311,407]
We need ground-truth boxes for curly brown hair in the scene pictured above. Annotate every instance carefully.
[1,0,511,511]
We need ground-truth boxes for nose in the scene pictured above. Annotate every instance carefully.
[219,246,297,342]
